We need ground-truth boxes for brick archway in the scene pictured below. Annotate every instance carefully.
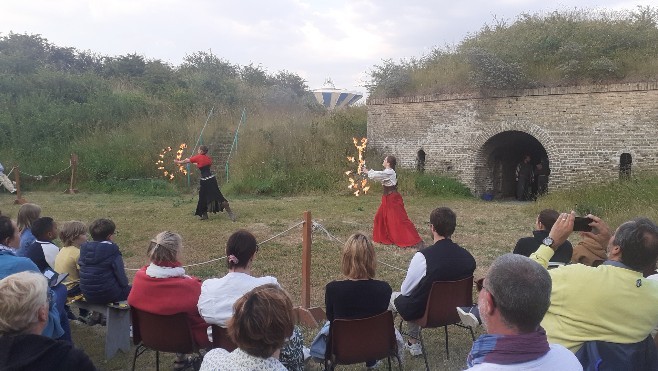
[472,124,557,198]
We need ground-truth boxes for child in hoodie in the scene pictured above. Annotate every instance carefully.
[78,219,131,304]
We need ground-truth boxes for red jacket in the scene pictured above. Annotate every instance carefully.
[127,265,210,348]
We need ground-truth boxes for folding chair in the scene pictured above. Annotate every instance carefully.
[131,308,201,371]
[325,310,402,371]
[398,276,475,370]
[211,324,237,352]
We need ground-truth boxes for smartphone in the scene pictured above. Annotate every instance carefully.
[573,217,593,232]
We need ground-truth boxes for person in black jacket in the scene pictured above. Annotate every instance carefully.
[0,271,96,371]
[513,209,573,264]
[390,207,476,357]
[78,218,131,304]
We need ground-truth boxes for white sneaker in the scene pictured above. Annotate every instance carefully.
[406,341,422,356]
[457,306,480,328]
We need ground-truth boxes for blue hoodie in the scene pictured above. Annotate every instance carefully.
[78,241,130,304]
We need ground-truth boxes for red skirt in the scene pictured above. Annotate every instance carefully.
[373,192,422,248]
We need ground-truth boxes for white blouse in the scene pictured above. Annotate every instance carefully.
[367,168,397,187]
[200,348,287,371]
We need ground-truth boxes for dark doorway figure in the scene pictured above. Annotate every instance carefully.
[535,157,550,197]
[515,154,533,201]
[620,153,632,180]
[416,149,426,173]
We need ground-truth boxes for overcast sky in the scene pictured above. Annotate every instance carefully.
[1,0,654,96]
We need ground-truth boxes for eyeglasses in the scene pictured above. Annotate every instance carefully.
[476,278,485,292]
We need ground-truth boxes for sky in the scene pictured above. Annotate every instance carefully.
[1,0,654,97]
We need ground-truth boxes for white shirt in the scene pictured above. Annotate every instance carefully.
[200,348,287,371]
[400,252,427,295]
[36,240,60,270]
[367,168,397,186]
[197,272,279,326]
[467,344,582,370]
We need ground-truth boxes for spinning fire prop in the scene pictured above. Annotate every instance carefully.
[345,137,370,196]
[156,143,188,180]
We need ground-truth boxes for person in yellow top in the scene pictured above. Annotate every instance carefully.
[530,212,658,353]
[54,221,87,294]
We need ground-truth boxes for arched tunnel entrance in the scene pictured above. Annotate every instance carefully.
[476,131,549,200]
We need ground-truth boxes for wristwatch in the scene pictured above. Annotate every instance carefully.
[542,236,554,248]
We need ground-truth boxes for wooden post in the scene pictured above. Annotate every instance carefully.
[295,210,327,327]
[66,153,79,194]
[12,166,26,205]
[301,210,312,308]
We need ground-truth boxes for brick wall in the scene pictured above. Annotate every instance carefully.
[367,82,658,196]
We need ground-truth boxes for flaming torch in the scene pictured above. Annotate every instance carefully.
[156,143,188,180]
[345,137,370,196]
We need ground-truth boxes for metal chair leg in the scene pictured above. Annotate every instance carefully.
[469,326,475,341]
[155,350,160,371]
[444,325,450,360]
[387,356,392,370]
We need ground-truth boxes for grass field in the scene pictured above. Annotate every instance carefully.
[2,190,571,370]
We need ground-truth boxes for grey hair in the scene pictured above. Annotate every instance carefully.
[147,231,183,264]
[613,218,658,271]
[485,254,551,333]
[0,271,48,335]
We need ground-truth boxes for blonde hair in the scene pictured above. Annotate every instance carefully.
[228,284,294,358]
[59,221,87,246]
[341,233,376,279]
[0,271,48,335]
[147,231,182,264]
[17,203,41,232]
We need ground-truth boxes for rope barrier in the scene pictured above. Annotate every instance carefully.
[312,221,407,272]
[17,162,71,180]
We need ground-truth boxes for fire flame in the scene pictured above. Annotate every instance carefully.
[156,143,188,180]
[345,137,369,196]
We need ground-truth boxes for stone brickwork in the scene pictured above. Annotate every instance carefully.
[367,82,658,197]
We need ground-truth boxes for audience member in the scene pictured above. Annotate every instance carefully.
[128,231,211,369]
[17,203,41,253]
[466,254,581,369]
[312,233,394,367]
[513,209,573,264]
[79,218,131,304]
[23,217,60,272]
[570,235,607,266]
[200,284,293,371]
[0,162,16,193]
[530,212,658,353]
[197,229,304,371]
[390,207,476,356]
[55,221,87,295]
[0,215,67,341]
[0,271,96,370]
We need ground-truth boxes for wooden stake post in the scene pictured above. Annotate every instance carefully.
[295,211,326,327]
[66,153,79,194]
[12,166,26,205]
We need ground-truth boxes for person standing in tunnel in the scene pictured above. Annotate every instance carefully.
[535,157,550,197]
[515,154,533,201]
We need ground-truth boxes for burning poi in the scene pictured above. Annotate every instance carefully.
[156,143,188,180]
[345,137,370,196]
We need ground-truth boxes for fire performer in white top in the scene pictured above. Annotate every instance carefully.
[363,156,423,248]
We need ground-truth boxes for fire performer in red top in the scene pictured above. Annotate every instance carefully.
[362,156,423,248]
[175,145,235,221]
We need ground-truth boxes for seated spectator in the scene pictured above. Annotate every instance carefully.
[0,271,96,370]
[390,207,476,356]
[530,213,658,353]
[466,254,581,369]
[23,217,60,272]
[79,218,131,304]
[128,231,211,369]
[312,233,393,367]
[513,209,573,264]
[55,221,87,295]
[200,284,294,371]
[571,235,607,266]
[0,215,67,341]
[197,230,303,371]
[16,203,41,254]
[0,162,16,193]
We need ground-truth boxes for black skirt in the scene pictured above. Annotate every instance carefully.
[195,176,228,216]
